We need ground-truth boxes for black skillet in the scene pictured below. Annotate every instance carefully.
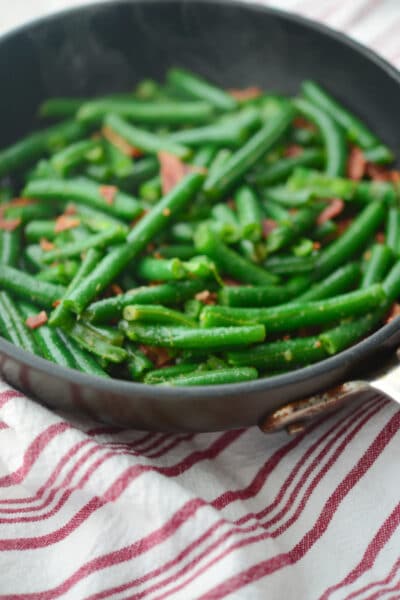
[1,0,400,432]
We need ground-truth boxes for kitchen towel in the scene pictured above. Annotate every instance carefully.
[0,0,400,598]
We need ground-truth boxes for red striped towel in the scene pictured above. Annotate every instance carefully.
[1,1,400,597]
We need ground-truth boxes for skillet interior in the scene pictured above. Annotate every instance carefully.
[0,0,400,431]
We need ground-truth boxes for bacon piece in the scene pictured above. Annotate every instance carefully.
[110,284,123,296]
[54,215,80,233]
[139,345,171,368]
[262,219,277,238]
[366,163,400,183]
[195,290,218,305]
[158,151,193,195]
[375,231,385,244]
[228,87,263,101]
[313,241,321,250]
[52,300,61,308]
[99,185,118,205]
[102,125,142,157]
[386,303,400,324]
[283,144,303,158]
[0,217,21,231]
[26,311,48,330]
[316,198,345,225]
[40,238,55,251]
[347,146,367,180]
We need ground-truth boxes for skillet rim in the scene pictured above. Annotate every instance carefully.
[0,0,399,401]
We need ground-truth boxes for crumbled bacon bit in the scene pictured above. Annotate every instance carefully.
[102,125,142,157]
[26,311,48,330]
[99,185,118,205]
[316,198,345,225]
[375,231,385,243]
[64,204,77,215]
[147,243,156,252]
[313,241,321,250]
[283,335,291,341]
[54,215,80,233]
[293,117,316,131]
[52,300,61,308]
[195,290,218,305]
[386,303,400,323]
[347,146,367,180]
[366,163,392,182]
[262,219,277,238]
[158,151,193,195]
[139,344,171,367]
[110,283,123,296]
[0,217,21,231]
[222,278,242,287]
[390,170,400,183]
[228,87,263,101]
[283,144,303,158]
[40,238,55,251]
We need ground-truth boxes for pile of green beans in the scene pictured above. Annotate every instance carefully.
[0,69,398,387]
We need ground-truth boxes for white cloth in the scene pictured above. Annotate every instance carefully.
[0,1,400,598]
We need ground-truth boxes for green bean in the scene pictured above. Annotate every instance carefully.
[315,201,386,278]
[36,261,79,285]
[227,336,326,370]
[4,202,56,224]
[19,301,76,368]
[203,103,294,199]
[144,363,201,384]
[167,68,237,111]
[319,312,382,355]
[69,321,127,363]
[211,204,241,243]
[382,259,400,302]
[42,226,125,263]
[249,148,324,186]
[0,265,65,308]
[39,98,86,118]
[200,284,385,330]
[158,245,197,260]
[265,206,320,254]
[169,107,260,148]
[182,256,218,279]
[104,114,190,159]
[171,222,197,242]
[361,244,393,289]
[0,229,19,266]
[293,97,346,176]
[57,331,109,377]
[385,207,400,255]
[48,248,102,327]
[191,145,217,168]
[302,80,382,150]
[218,275,310,307]
[162,367,258,386]
[72,204,128,230]
[264,254,316,275]
[0,292,38,353]
[50,139,102,176]
[85,279,204,323]
[235,186,262,241]
[294,263,360,303]
[64,173,204,313]
[84,322,124,346]
[126,344,154,379]
[313,219,337,241]
[208,149,232,178]
[120,322,265,349]
[184,298,204,319]
[123,304,196,327]
[104,139,134,178]
[195,225,277,285]
[0,120,88,178]
[363,145,394,165]
[263,200,290,223]
[291,127,319,146]
[24,220,57,242]
[23,177,142,221]
[139,176,162,202]
[262,185,313,208]
[78,99,214,124]
[136,257,186,281]
[117,157,159,189]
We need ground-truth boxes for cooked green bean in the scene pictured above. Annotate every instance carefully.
[136,257,186,281]
[200,284,385,330]
[294,263,361,303]
[139,176,162,202]
[104,113,190,159]
[23,177,142,221]
[36,261,79,285]
[42,226,125,263]
[121,322,265,349]
[158,245,197,260]
[265,206,320,254]
[203,103,294,199]
[123,304,196,327]
[264,254,316,275]
[0,265,65,308]
[319,312,382,355]
[57,330,109,377]
[162,367,258,386]
[235,186,262,241]
[195,225,277,285]
[0,229,19,266]
[363,145,394,164]
[69,321,127,363]
[167,68,237,112]
[361,244,393,289]
[385,208,400,255]
[126,344,154,379]
[218,275,310,307]
[262,185,313,207]
[51,139,102,176]
[0,292,38,353]
[39,98,86,118]
[249,148,324,186]
[144,363,201,384]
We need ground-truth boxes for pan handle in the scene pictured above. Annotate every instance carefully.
[259,348,400,434]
